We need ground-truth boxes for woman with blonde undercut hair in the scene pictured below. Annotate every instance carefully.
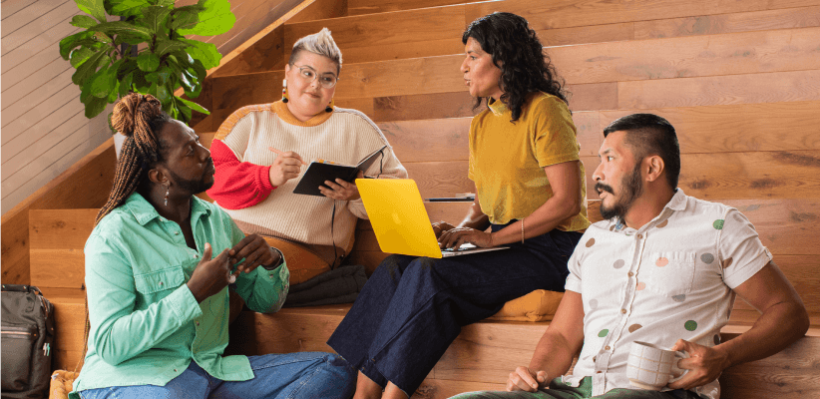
[207,28,408,286]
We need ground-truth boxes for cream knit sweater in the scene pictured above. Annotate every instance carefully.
[213,101,407,253]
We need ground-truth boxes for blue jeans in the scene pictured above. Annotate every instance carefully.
[328,223,582,396]
[78,352,355,399]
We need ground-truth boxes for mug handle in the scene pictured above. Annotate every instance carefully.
[668,351,689,383]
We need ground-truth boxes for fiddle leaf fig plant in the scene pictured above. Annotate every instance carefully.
[59,0,236,124]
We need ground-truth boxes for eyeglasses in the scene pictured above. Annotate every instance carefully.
[292,65,338,89]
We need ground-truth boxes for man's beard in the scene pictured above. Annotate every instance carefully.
[169,158,215,195]
[597,163,643,220]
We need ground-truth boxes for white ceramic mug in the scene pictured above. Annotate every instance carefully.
[626,341,688,390]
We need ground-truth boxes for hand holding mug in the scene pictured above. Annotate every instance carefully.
[665,339,730,390]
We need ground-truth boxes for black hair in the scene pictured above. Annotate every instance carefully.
[462,12,568,122]
[603,113,681,189]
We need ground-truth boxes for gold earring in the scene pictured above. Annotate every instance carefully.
[282,79,289,103]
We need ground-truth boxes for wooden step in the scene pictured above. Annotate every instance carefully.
[347,0,487,16]
[210,63,820,128]
[284,3,820,65]
[225,306,820,398]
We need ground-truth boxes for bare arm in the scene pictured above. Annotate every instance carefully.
[438,161,583,249]
[508,291,586,391]
[668,261,809,390]
[492,161,582,246]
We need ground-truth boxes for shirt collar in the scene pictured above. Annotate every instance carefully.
[611,188,687,232]
[125,192,212,226]
[487,97,508,116]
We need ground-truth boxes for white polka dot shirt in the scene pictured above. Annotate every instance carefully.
[563,189,772,398]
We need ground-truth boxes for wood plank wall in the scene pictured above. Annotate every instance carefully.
[204,0,820,321]
[1,0,113,215]
[0,0,309,285]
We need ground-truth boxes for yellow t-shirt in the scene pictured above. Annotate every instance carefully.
[468,92,590,231]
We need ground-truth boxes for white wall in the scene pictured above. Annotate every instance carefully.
[1,0,113,215]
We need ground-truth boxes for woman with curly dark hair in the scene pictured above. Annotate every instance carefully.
[327,12,589,399]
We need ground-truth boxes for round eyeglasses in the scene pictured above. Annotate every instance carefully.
[293,65,338,89]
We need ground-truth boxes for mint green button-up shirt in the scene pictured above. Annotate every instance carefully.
[71,193,289,397]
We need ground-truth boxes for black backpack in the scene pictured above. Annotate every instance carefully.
[1,284,55,399]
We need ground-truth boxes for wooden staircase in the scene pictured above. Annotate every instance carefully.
[6,0,820,397]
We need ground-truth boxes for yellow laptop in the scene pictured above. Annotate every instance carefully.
[356,179,509,259]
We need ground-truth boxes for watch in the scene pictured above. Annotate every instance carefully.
[262,247,285,270]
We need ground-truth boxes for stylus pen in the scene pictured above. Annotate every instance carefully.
[424,197,475,202]
[268,146,308,166]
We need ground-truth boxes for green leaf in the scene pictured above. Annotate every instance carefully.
[92,31,113,44]
[154,39,189,56]
[85,96,109,118]
[76,0,107,23]
[119,72,135,97]
[179,39,221,70]
[170,9,199,30]
[108,79,120,102]
[59,31,94,60]
[89,62,119,98]
[72,51,110,86]
[69,47,96,68]
[177,0,235,36]
[142,6,171,32]
[108,0,152,17]
[137,52,160,72]
[177,96,210,115]
[155,83,171,104]
[176,100,193,122]
[91,21,153,40]
[157,0,175,6]
[70,15,98,29]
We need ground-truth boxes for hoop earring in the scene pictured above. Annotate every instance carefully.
[282,79,289,103]
[164,186,170,207]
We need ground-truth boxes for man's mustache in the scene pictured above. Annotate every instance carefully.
[595,182,614,195]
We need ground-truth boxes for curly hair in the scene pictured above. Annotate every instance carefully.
[462,12,568,122]
[96,93,171,224]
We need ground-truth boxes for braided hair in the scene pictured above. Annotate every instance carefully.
[463,12,568,122]
[96,93,171,225]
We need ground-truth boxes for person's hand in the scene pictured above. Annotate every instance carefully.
[268,151,305,187]
[229,234,281,274]
[438,227,493,249]
[431,221,456,239]
[186,243,233,303]
[319,170,362,201]
[666,339,731,390]
[507,366,549,392]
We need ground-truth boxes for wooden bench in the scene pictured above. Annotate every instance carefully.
[31,202,820,397]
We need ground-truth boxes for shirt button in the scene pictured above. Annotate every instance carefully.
[195,321,200,326]
[159,281,163,286]
[174,369,177,372]
[628,272,634,277]
[637,234,643,239]
[596,371,602,374]
[175,231,180,235]
[621,309,627,314]
[593,356,597,362]
[605,346,611,350]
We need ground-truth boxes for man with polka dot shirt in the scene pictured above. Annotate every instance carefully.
[451,114,809,399]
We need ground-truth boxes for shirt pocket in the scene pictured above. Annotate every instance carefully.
[134,266,186,294]
[640,252,696,296]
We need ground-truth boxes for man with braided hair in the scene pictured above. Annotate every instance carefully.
[70,93,356,399]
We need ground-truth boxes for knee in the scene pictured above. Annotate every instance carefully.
[324,354,356,390]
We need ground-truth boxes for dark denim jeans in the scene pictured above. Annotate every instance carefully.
[327,223,583,395]
[78,352,356,399]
